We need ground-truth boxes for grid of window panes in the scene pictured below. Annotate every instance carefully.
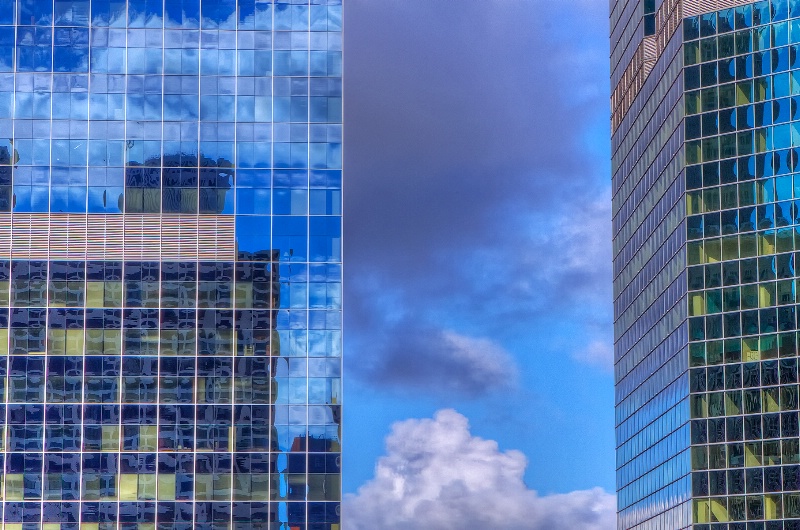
[0,258,342,530]
[685,1,800,528]
[0,0,344,529]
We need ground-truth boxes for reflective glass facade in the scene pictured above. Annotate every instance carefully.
[613,0,690,528]
[684,3,800,529]
[610,0,800,529]
[0,0,343,528]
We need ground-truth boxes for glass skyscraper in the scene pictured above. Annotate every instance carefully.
[613,0,800,529]
[0,0,343,529]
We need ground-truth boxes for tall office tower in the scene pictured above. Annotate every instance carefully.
[0,1,343,529]
[611,0,800,529]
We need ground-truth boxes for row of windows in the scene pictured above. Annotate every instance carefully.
[691,361,800,390]
[0,355,340,377]
[0,302,282,321]
[0,74,342,97]
[0,520,337,529]
[687,48,800,90]
[688,333,795,366]
[688,98,800,140]
[0,375,338,404]
[688,283,800,316]
[687,231,797,266]
[688,159,784,189]
[0,425,341,454]
[0,401,340,424]
[686,126,799,165]
[0,502,340,526]
[694,493,800,524]
[0,451,340,472]
[688,204,800,239]
[694,464,800,494]
[692,441,800,470]
[0,472,340,502]
[0,276,337,303]
[6,188,342,215]
[685,1,800,40]
[687,53,798,90]
[0,93,342,123]
[0,161,336,190]
[1,141,342,169]
[0,167,339,189]
[0,504,341,528]
[0,280,340,309]
[688,306,799,340]
[0,374,283,404]
[687,182,800,216]
[685,77,796,117]
[0,95,342,123]
[0,329,281,356]
[692,520,800,530]
[693,408,800,442]
[689,256,800,290]
[686,25,800,66]
[0,26,339,51]
[0,27,340,51]
[0,282,280,308]
[0,1,342,31]
[0,47,343,76]
[3,166,342,217]
[0,354,335,377]
[1,425,339,452]
[0,261,276,281]
[692,391,800,420]
[3,66,338,96]
[0,327,340,356]
[689,232,790,266]
[12,182,333,215]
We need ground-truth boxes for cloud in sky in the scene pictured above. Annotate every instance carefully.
[345,0,610,274]
[344,0,613,392]
[353,326,517,397]
[573,339,614,372]
[344,409,616,530]
[346,186,612,395]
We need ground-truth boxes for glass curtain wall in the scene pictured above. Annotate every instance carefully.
[685,1,800,528]
[0,0,343,529]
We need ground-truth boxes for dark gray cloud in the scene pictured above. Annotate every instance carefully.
[344,1,612,391]
[344,409,616,530]
[353,320,517,396]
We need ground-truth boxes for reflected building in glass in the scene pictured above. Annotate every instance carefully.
[0,0,343,529]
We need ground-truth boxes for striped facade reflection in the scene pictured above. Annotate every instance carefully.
[0,0,343,529]
[613,0,690,528]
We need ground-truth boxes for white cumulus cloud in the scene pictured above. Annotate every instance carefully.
[344,409,616,530]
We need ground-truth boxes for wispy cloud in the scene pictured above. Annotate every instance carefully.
[353,327,517,397]
[573,339,614,372]
[344,409,616,530]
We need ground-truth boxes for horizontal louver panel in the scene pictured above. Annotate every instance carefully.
[1,213,235,260]
[683,0,753,17]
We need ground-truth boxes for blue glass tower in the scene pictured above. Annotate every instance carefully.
[0,0,343,528]
[615,0,800,529]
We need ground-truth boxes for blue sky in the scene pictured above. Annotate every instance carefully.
[341,1,615,527]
